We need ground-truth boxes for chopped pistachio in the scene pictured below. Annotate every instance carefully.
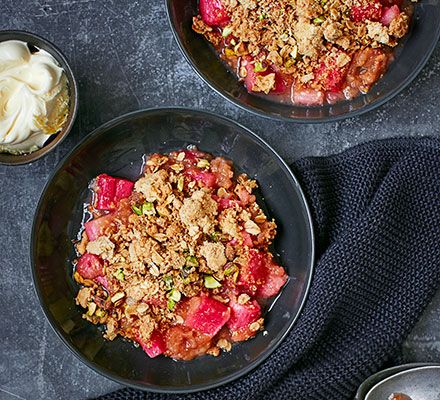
[114,268,125,281]
[182,264,192,274]
[211,232,224,242]
[313,15,326,24]
[131,204,142,215]
[87,302,97,316]
[230,39,236,46]
[222,26,233,37]
[95,308,107,318]
[169,289,181,302]
[204,274,222,289]
[186,255,199,267]
[197,159,210,169]
[224,263,238,276]
[163,276,174,291]
[167,298,176,311]
[142,202,155,214]
[254,62,267,72]
[177,176,184,191]
[111,292,125,303]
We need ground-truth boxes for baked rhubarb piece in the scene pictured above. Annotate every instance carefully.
[192,0,416,106]
[73,148,287,360]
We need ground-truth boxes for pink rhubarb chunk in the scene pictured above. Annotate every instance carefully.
[184,167,217,187]
[96,276,109,291]
[227,297,261,342]
[95,174,134,210]
[115,179,134,200]
[139,330,165,358]
[351,0,382,22]
[380,5,400,26]
[256,256,288,298]
[240,230,254,248]
[227,298,261,332]
[216,197,242,212]
[184,295,231,338]
[236,250,266,296]
[237,186,256,206]
[84,213,114,241]
[292,88,325,106]
[76,253,103,279]
[314,50,349,92]
[200,0,230,26]
[243,56,286,94]
[95,174,116,210]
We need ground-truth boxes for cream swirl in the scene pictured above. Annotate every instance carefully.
[0,40,69,154]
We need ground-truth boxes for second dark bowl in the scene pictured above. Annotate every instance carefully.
[166,0,440,122]
[31,107,314,393]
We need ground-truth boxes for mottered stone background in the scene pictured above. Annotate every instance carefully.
[1,1,440,399]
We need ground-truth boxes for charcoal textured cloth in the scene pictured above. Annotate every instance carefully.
[96,137,440,400]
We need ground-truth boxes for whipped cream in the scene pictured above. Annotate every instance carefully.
[0,40,69,154]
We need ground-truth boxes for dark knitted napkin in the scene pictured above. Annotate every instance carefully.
[96,137,440,400]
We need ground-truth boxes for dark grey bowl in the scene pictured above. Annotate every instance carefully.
[0,30,78,165]
[166,0,440,122]
[31,107,314,393]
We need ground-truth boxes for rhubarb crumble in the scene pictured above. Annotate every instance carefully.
[192,0,417,105]
[73,148,287,360]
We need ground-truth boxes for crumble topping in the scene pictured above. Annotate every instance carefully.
[73,149,285,360]
[193,0,416,95]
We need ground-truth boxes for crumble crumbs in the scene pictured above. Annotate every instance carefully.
[193,0,416,92]
[74,150,281,360]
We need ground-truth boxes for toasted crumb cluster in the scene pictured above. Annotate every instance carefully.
[74,149,284,360]
[193,0,415,96]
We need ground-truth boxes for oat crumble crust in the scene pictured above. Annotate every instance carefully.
[193,0,416,92]
[74,151,278,357]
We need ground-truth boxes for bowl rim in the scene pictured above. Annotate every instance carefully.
[0,29,79,166]
[30,106,315,394]
[165,0,440,123]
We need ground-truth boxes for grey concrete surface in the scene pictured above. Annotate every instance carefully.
[1,1,440,399]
